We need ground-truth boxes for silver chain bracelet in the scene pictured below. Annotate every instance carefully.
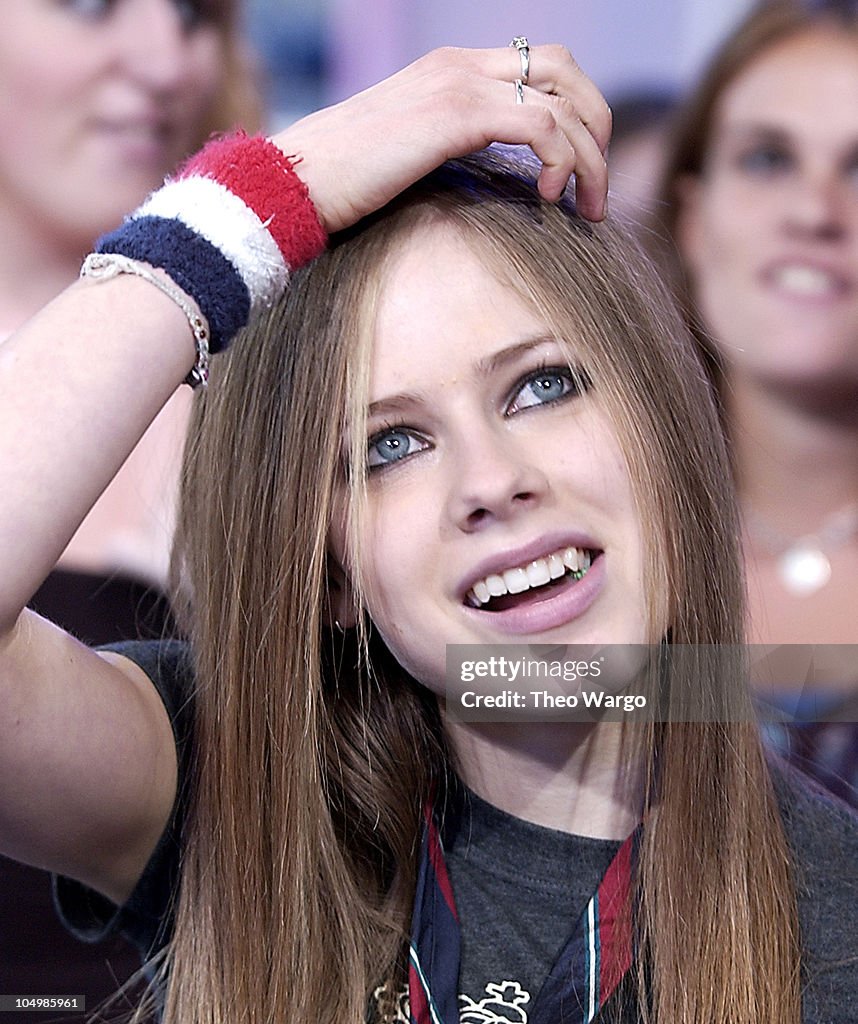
[80,252,211,388]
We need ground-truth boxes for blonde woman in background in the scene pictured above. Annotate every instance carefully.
[0,0,260,1009]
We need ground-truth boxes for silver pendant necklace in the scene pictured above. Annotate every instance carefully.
[743,502,858,597]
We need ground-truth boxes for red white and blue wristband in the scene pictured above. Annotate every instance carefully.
[91,131,328,383]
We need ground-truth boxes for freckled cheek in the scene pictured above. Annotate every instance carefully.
[359,502,440,628]
[547,419,617,484]
[363,521,415,602]
[554,443,601,482]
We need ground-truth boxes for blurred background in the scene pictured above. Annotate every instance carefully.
[244,0,759,219]
[245,0,755,125]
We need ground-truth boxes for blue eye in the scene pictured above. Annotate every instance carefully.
[737,144,792,176]
[61,0,112,17]
[60,0,210,28]
[507,366,586,413]
[367,428,427,469]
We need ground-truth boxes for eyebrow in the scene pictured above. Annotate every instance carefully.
[367,334,563,419]
[717,123,791,144]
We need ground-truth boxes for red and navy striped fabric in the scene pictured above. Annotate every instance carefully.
[529,833,636,1024]
[408,803,461,1024]
[407,804,637,1024]
[95,216,250,352]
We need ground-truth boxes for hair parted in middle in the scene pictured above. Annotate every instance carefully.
[166,148,800,1024]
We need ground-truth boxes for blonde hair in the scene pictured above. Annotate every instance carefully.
[163,150,799,1024]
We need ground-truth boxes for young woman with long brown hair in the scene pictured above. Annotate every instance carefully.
[0,39,854,1024]
[654,0,858,803]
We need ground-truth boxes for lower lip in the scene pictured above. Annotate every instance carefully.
[462,553,605,636]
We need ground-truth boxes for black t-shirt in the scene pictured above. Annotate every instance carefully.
[54,641,858,1022]
[441,783,622,1015]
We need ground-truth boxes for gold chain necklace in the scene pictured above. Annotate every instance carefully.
[742,502,858,597]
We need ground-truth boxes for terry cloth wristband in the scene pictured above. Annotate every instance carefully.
[95,131,328,353]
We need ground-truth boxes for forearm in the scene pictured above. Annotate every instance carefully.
[0,274,196,634]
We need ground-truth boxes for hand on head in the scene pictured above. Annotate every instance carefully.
[270,43,612,231]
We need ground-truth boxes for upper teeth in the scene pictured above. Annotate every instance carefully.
[773,265,839,296]
[467,546,592,607]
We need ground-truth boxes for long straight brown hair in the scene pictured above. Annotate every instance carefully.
[162,150,799,1024]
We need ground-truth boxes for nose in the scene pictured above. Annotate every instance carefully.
[446,423,549,533]
[115,0,198,94]
[783,168,848,242]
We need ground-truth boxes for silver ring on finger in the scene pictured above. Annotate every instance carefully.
[514,78,525,104]
[509,36,530,86]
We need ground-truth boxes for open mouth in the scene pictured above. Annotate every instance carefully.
[766,263,849,300]
[465,546,600,612]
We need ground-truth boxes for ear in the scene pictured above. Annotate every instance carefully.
[325,553,358,630]
[673,174,705,275]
